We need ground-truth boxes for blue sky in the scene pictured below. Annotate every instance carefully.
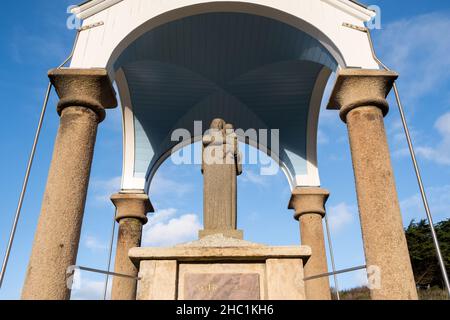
[1,0,450,299]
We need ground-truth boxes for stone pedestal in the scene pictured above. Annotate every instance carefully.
[110,191,153,300]
[328,69,418,300]
[22,68,116,300]
[289,187,331,300]
[129,235,310,300]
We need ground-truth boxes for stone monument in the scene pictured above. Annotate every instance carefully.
[200,119,243,239]
[130,236,310,300]
[129,119,311,300]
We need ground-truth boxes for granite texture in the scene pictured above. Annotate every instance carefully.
[133,235,310,300]
[137,260,177,300]
[201,119,243,239]
[178,234,260,248]
[22,68,117,300]
[327,68,398,122]
[266,259,305,300]
[327,69,418,300]
[110,192,153,300]
[130,244,311,263]
[289,187,331,300]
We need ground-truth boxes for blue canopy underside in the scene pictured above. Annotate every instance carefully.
[114,12,338,182]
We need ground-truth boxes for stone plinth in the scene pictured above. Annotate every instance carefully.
[129,235,311,300]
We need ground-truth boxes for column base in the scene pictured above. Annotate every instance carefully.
[199,229,243,240]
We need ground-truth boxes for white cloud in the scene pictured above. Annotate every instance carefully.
[327,202,356,233]
[147,208,177,225]
[10,28,68,65]
[317,129,329,145]
[241,169,269,187]
[143,210,201,247]
[90,176,122,204]
[71,278,108,300]
[83,235,107,252]
[375,14,450,162]
[149,174,193,198]
[387,117,422,160]
[246,211,259,223]
[416,112,450,165]
[377,13,450,105]
[435,112,450,136]
[400,184,450,223]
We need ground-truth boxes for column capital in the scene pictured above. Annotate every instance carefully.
[111,191,154,224]
[48,68,117,122]
[288,187,329,220]
[327,69,398,123]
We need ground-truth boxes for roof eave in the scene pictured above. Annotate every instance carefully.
[72,0,376,21]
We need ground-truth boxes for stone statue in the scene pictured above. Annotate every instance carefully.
[200,119,243,239]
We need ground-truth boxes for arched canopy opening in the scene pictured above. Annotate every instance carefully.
[145,141,299,246]
[70,0,378,190]
[115,12,336,190]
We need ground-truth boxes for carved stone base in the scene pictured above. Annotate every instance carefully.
[199,229,243,240]
[130,235,310,300]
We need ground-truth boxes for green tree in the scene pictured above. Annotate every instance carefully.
[405,219,450,288]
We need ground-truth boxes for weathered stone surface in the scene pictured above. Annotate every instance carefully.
[111,192,153,224]
[199,229,244,240]
[299,214,330,300]
[327,69,418,300]
[177,234,262,248]
[22,68,116,300]
[134,240,310,300]
[289,187,331,300]
[327,68,398,122]
[289,187,329,219]
[201,119,243,239]
[137,260,177,300]
[184,273,260,300]
[266,259,305,300]
[110,192,153,300]
[130,244,311,263]
[48,68,117,122]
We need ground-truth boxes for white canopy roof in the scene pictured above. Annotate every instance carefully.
[68,0,379,191]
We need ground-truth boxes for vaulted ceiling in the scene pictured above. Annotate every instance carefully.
[114,12,337,185]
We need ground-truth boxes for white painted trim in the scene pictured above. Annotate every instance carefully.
[72,0,374,21]
[72,0,123,19]
[115,68,146,190]
[296,66,332,188]
[72,0,106,14]
[70,0,379,191]
[70,0,379,70]
[321,0,375,21]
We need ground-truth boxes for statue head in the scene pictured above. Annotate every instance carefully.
[210,118,225,130]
